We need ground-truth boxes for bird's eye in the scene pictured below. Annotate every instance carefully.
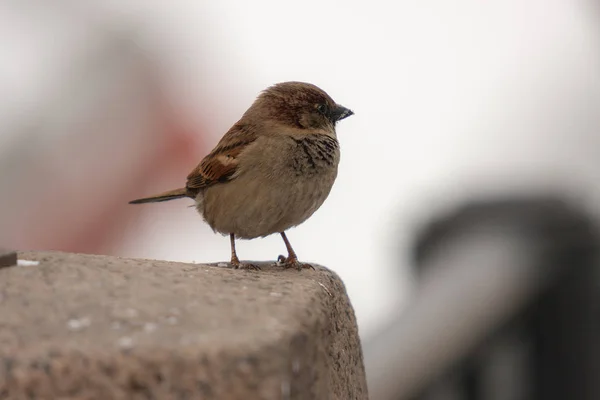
[316,103,328,115]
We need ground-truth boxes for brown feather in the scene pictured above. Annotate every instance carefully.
[130,81,352,222]
[185,122,258,195]
[129,188,188,204]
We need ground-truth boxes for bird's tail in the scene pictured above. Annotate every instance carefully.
[129,188,189,204]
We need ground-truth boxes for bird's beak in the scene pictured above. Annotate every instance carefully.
[331,104,354,122]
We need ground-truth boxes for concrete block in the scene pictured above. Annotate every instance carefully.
[0,251,367,399]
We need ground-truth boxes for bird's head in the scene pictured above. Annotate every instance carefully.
[247,81,353,132]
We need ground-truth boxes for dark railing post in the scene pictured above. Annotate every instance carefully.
[365,196,600,400]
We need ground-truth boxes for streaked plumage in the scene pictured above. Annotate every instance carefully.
[130,82,353,270]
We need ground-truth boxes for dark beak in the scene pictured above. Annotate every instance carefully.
[331,104,354,122]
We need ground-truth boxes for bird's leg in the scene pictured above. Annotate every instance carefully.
[230,233,241,267]
[230,233,260,270]
[278,232,314,270]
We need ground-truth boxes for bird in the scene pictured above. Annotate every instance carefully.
[129,81,353,270]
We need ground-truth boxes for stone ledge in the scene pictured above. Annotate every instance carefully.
[0,251,367,400]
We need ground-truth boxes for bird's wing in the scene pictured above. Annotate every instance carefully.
[186,123,258,192]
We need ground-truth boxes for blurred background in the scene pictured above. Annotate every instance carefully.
[2,0,600,398]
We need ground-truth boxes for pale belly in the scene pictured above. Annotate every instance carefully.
[197,165,338,239]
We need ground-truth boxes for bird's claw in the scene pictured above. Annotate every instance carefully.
[277,255,314,271]
[231,260,261,270]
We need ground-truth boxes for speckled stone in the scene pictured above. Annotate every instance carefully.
[0,251,367,399]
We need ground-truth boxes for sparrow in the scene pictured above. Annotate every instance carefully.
[129,81,353,270]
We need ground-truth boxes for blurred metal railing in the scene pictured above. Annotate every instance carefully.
[364,196,600,400]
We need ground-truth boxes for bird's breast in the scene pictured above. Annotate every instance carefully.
[199,133,341,239]
[287,134,340,177]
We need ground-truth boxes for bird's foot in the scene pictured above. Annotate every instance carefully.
[277,255,315,271]
[231,258,261,270]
